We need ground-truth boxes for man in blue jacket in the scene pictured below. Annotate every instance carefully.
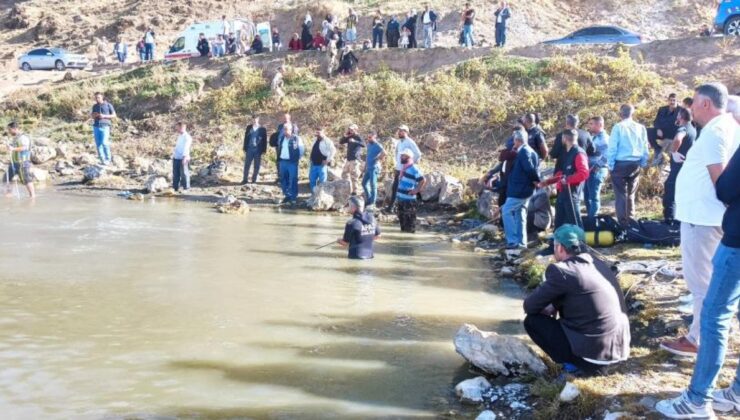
[277,125,305,204]
[494,1,511,47]
[502,128,541,249]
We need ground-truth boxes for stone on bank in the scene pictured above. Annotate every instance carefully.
[455,376,492,403]
[454,323,547,376]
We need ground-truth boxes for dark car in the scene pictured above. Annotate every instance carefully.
[542,26,642,46]
[714,0,740,36]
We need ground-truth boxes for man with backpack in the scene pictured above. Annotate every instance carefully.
[660,83,739,358]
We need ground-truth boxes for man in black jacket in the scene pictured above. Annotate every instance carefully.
[523,224,631,375]
[649,93,680,165]
[550,114,595,173]
[242,115,267,184]
[522,113,548,162]
[494,1,511,47]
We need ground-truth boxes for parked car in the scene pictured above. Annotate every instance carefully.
[541,26,642,46]
[715,0,740,36]
[17,48,89,71]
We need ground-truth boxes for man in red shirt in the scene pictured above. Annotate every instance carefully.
[538,129,589,228]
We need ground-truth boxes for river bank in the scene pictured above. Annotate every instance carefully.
[16,166,739,419]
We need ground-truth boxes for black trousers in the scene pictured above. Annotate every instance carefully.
[397,200,418,233]
[387,170,401,207]
[172,158,190,191]
[662,161,682,222]
[647,127,662,153]
[243,150,262,183]
[523,314,603,375]
[554,187,582,229]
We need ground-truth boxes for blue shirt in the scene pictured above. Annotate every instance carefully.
[366,141,385,169]
[607,119,649,170]
[396,164,424,202]
[342,211,381,259]
[589,130,610,169]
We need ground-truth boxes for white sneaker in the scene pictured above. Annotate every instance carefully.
[655,392,717,419]
[678,293,694,304]
[712,387,740,412]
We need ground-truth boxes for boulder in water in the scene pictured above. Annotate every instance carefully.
[307,180,351,211]
[214,195,250,215]
[455,376,492,403]
[454,324,547,376]
[144,175,169,193]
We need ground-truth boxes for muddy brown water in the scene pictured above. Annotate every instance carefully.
[0,192,525,419]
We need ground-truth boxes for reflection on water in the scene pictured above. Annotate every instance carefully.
[0,193,524,419]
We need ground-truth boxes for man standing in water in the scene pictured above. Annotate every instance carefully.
[5,122,35,199]
[337,196,381,259]
[172,122,192,193]
[395,149,427,233]
[91,92,116,165]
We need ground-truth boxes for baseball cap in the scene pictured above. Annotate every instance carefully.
[398,124,410,132]
[553,224,585,249]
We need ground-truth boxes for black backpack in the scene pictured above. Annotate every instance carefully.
[623,218,681,247]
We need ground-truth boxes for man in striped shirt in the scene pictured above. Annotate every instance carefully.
[395,149,426,233]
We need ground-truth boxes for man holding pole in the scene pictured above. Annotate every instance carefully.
[337,196,381,259]
[5,122,35,199]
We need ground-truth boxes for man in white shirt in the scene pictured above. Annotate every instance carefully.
[384,124,422,211]
[660,83,739,357]
[220,15,231,38]
[420,4,437,48]
[144,28,155,61]
[172,121,192,192]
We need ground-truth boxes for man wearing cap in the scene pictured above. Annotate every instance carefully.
[340,124,365,195]
[337,196,381,259]
[523,224,631,376]
[386,124,422,211]
[395,149,426,233]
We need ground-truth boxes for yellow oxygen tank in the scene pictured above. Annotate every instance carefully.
[585,230,615,247]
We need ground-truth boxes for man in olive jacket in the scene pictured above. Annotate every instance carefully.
[523,224,631,375]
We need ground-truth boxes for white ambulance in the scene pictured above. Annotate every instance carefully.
[165,20,272,60]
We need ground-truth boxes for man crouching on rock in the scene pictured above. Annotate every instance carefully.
[337,196,381,260]
[523,224,631,376]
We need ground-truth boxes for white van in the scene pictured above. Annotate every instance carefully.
[165,20,272,60]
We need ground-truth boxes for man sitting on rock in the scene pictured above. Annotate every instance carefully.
[523,224,631,376]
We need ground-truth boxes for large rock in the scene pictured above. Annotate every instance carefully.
[31,145,57,164]
[420,171,445,201]
[455,376,491,403]
[422,132,448,152]
[477,190,498,220]
[307,180,351,211]
[144,175,169,193]
[73,153,97,166]
[439,176,464,207]
[454,324,547,376]
[197,160,231,185]
[82,165,105,183]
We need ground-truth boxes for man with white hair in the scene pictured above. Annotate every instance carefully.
[660,83,739,359]
[502,127,541,248]
[657,92,740,419]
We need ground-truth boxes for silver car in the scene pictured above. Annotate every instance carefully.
[542,26,642,46]
[18,47,89,71]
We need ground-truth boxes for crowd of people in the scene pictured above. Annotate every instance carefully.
[5,56,740,416]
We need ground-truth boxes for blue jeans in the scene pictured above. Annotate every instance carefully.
[116,52,126,63]
[495,25,506,46]
[145,43,154,61]
[309,164,327,193]
[687,244,740,406]
[372,28,383,48]
[362,165,380,206]
[93,125,112,164]
[346,28,357,43]
[502,196,530,247]
[584,167,608,218]
[279,160,299,201]
[463,24,475,47]
[172,158,190,191]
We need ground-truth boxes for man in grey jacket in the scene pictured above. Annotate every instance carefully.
[523,224,631,375]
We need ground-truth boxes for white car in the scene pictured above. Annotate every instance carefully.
[18,47,89,71]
